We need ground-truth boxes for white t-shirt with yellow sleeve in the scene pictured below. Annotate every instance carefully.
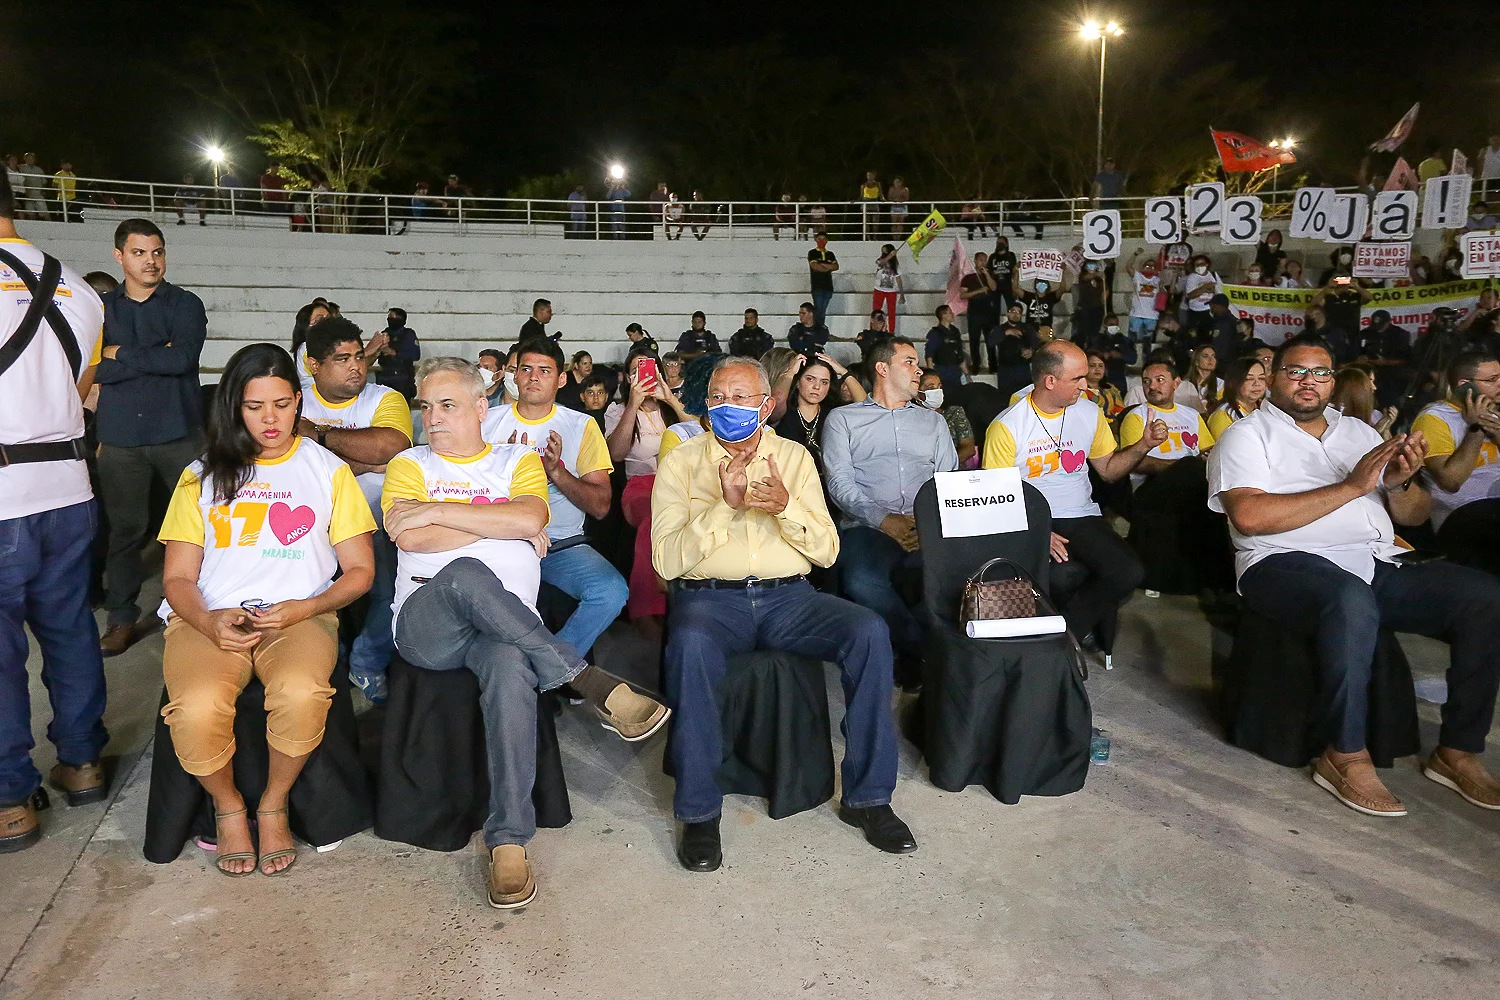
[381,443,550,627]
[0,237,105,521]
[301,381,414,519]
[658,419,707,463]
[480,403,612,540]
[155,436,375,622]
[1413,400,1500,529]
[983,395,1117,518]
[1119,401,1215,489]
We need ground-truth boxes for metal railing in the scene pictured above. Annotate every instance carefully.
[6,173,1333,241]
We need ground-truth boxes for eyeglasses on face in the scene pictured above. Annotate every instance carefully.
[708,392,768,407]
[1277,365,1336,383]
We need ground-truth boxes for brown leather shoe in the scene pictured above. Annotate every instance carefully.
[99,623,134,657]
[49,761,108,806]
[488,845,536,909]
[1423,748,1500,811]
[0,798,41,854]
[1312,749,1407,817]
[595,685,670,742]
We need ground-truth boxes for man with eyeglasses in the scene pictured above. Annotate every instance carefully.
[823,337,958,689]
[1210,332,1500,818]
[1412,350,1500,577]
[652,355,914,871]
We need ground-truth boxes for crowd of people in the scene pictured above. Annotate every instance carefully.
[5,164,1500,914]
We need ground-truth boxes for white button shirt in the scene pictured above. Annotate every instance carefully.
[1207,401,1404,586]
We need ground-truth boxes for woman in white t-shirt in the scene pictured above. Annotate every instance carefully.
[1178,254,1221,335]
[1185,345,1226,412]
[606,349,691,631]
[289,299,332,390]
[158,344,374,876]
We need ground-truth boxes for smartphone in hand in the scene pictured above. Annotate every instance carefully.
[636,357,660,391]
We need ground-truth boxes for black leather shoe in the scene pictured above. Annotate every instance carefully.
[676,818,722,872]
[838,804,917,854]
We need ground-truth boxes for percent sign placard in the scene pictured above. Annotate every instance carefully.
[1290,187,1335,240]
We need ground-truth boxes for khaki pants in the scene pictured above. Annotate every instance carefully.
[161,613,338,776]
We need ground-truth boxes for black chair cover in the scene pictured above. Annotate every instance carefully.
[664,650,835,821]
[373,656,571,852]
[1126,456,1220,595]
[143,663,373,864]
[1215,610,1421,769]
[907,478,1092,801]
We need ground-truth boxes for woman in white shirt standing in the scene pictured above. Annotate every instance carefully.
[1178,254,1221,337]
[158,344,374,876]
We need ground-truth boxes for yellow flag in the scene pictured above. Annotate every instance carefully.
[906,209,947,261]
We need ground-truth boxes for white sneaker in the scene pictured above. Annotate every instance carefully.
[1143,589,1161,598]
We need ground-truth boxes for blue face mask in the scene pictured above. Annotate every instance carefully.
[708,402,764,443]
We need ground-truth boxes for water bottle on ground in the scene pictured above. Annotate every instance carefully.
[1090,728,1111,764]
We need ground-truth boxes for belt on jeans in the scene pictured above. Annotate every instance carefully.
[0,437,88,467]
[673,575,804,592]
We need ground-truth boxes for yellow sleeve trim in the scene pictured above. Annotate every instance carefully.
[1207,408,1232,439]
[89,328,103,366]
[1089,410,1118,459]
[1196,413,1215,449]
[157,468,206,545]
[381,455,429,516]
[1413,412,1455,458]
[658,427,684,462]
[577,419,614,476]
[1119,410,1144,448]
[329,463,377,544]
[371,390,414,442]
[510,451,551,527]
[981,421,1017,469]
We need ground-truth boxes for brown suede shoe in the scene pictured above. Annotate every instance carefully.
[0,799,41,854]
[49,761,107,806]
[99,624,134,657]
[488,845,536,909]
[1423,748,1500,810]
[1312,749,1407,817]
[596,685,671,742]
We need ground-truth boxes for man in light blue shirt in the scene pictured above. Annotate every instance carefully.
[823,336,957,688]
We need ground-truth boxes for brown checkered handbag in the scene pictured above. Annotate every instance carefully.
[959,557,1038,624]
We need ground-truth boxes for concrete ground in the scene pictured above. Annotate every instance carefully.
[3,582,1498,1000]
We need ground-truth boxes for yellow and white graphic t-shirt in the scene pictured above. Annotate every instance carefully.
[1413,400,1500,529]
[381,443,550,626]
[983,395,1117,518]
[301,381,414,518]
[480,403,612,540]
[658,419,708,462]
[155,437,375,622]
[0,238,105,521]
[1119,402,1215,489]
[1207,402,1253,440]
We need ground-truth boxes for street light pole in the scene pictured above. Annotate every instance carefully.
[1079,20,1124,186]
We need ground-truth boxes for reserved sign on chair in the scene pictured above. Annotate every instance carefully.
[933,469,1028,538]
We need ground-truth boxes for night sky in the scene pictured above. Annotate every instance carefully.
[3,0,1493,196]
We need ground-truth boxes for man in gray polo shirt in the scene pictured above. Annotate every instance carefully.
[823,336,957,688]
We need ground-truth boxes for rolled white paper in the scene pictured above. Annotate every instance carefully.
[966,615,1067,639]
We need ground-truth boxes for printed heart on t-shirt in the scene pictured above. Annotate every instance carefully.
[1060,449,1087,473]
[268,503,317,546]
[469,495,509,504]
[1182,432,1199,450]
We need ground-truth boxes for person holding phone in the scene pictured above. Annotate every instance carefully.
[1413,351,1500,576]
[606,349,692,634]
[157,343,376,876]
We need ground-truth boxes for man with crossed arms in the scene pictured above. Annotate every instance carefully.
[297,317,413,703]
[1210,332,1500,817]
[983,341,1166,666]
[1118,358,1217,595]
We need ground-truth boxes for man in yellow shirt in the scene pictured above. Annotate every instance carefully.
[1118,359,1218,594]
[652,356,914,872]
[52,162,78,223]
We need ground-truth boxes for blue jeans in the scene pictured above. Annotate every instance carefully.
[664,581,897,822]
[835,525,924,658]
[1239,553,1500,754]
[393,557,585,848]
[1128,316,1156,342]
[540,543,628,658]
[0,501,108,805]
[812,288,834,328]
[349,529,398,680]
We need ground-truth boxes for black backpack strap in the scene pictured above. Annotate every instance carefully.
[0,247,82,381]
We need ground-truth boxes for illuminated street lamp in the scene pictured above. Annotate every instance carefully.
[1079,19,1125,181]
[204,144,226,186]
[1268,137,1298,194]
[608,163,626,182]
